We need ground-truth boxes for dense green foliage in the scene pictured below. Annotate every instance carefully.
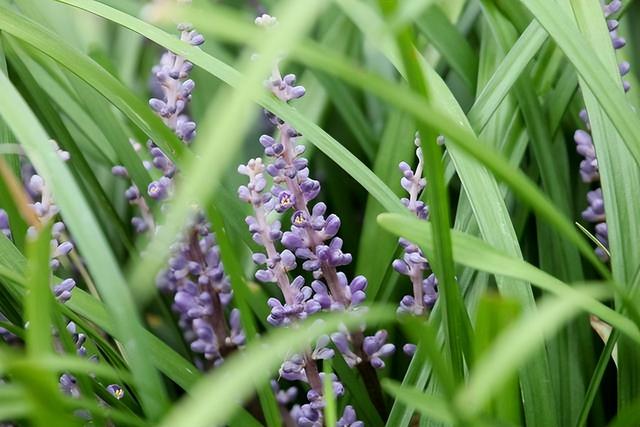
[0,0,639,426]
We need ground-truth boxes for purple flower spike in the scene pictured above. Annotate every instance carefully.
[393,135,437,316]
[572,0,629,262]
[148,177,171,200]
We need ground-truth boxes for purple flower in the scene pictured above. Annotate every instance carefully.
[574,130,599,183]
[271,380,298,405]
[59,373,80,398]
[363,330,396,369]
[393,135,438,316]
[403,343,417,356]
[280,353,308,382]
[573,0,631,260]
[338,405,364,427]
[106,384,124,400]
[53,278,76,304]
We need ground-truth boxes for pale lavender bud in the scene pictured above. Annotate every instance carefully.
[363,330,395,369]
[582,188,606,223]
[403,343,417,356]
[53,278,75,303]
[338,405,364,427]
[280,354,307,382]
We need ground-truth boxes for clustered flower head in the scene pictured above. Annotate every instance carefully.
[114,24,204,233]
[573,0,627,262]
[3,145,78,304]
[111,25,243,368]
[392,134,438,321]
[156,214,245,365]
[237,13,396,426]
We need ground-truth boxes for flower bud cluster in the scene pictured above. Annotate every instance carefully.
[392,134,438,320]
[114,24,205,233]
[573,0,628,262]
[237,13,394,425]
[156,215,245,365]
[111,25,243,368]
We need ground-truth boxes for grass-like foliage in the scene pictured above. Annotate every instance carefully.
[0,0,639,426]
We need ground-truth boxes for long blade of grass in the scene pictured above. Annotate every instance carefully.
[24,222,53,358]
[382,380,454,425]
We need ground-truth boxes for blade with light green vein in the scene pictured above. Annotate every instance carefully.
[24,222,53,358]
[0,65,168,420]
[383,0,471,383]
[19,222,80,427]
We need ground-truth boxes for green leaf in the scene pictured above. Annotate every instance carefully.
[414,4,478,92]
[457,285,613,419]
[382,379,454,425]
[24,222,54,358]
[474,294,522,425]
